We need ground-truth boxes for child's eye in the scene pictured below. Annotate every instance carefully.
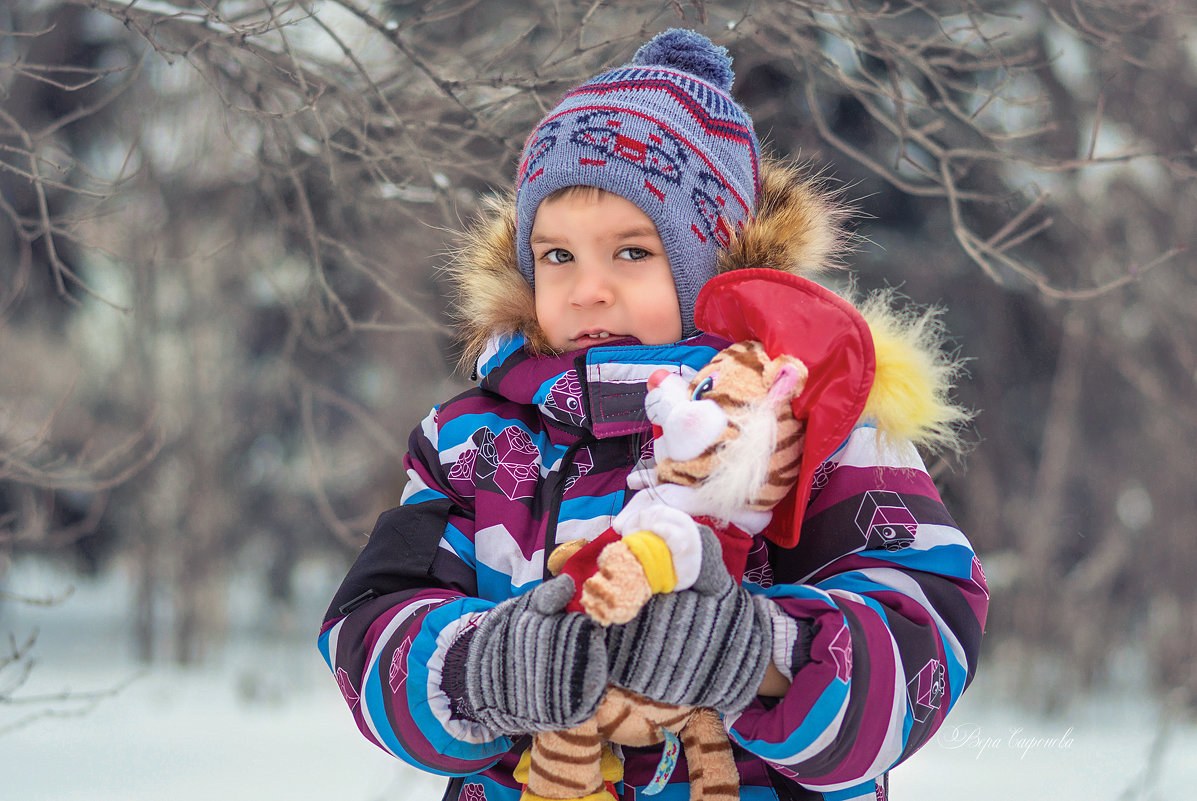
[543,248,573,264]
[618,246,650,261]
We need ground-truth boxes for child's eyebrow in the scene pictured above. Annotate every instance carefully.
[613,226,660,239]
[530,226,658,245]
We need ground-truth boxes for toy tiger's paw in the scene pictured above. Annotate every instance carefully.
[580,541,653,626]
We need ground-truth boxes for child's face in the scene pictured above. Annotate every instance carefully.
[531,190,682,353]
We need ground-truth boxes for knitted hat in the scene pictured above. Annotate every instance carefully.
[515,29,761,338]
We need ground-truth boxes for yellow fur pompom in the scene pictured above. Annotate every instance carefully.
[859,291,972,454]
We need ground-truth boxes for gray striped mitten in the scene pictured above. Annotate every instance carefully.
[605,525,773,714]
[450,575,608,736]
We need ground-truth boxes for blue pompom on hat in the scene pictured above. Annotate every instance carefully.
[514,28,760,339]
[633,27,736,90]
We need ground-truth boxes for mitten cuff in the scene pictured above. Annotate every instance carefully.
[767,602,812,683]
[441,624,480,723]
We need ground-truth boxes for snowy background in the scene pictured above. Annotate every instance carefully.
[4,5,1197,799]
[4,557,1194,801]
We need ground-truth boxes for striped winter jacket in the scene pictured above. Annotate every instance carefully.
[318,332,988,801]
[319,157,987,800]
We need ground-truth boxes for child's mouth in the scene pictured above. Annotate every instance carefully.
[573,330,618,342]
[569,330,630,349]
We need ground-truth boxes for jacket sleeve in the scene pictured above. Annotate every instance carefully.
[316,406,513,776]
[726,425,989,793]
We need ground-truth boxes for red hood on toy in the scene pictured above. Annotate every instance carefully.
[694,269,876,549]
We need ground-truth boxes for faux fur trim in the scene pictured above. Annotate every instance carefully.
[859,290,973,455]
[717,157,849,276]
[444,193,550,372]
[446,156,848,371]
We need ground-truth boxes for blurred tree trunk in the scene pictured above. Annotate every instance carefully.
[173,250,226,665]
[131,257,161,664]
[1015,311,1087,641]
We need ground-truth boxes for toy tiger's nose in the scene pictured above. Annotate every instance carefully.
[647,368,672,391]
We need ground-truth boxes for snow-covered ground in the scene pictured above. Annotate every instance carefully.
[2,558,1194,801]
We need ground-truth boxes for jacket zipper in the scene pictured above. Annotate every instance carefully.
[542,432,596,581]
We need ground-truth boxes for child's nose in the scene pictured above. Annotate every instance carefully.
[569,261,614,306]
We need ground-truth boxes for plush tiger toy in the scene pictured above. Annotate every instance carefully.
[521,341,813,801]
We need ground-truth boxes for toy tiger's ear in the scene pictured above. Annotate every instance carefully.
[763,356,807,405]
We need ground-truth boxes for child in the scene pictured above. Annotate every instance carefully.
[319,29,988,801]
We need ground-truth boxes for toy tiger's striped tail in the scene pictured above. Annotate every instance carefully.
[521,717,618,801]
[521,686,739,801]
[681,707,740,801]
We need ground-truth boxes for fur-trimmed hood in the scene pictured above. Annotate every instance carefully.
[446,155,968,454]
